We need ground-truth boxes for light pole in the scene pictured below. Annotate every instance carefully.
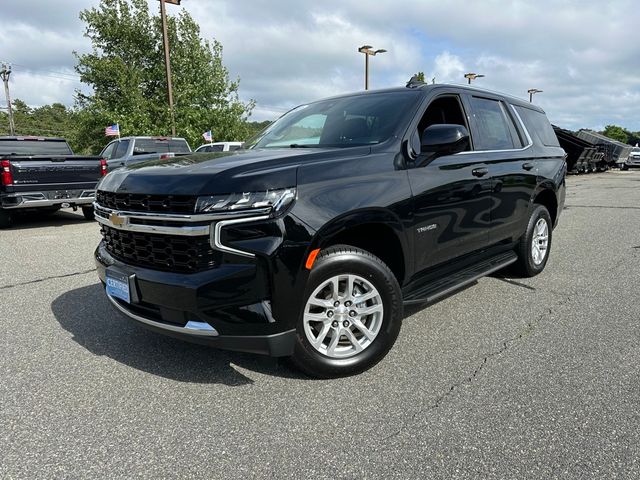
[528,88,543,102]
[464,72,485,84]
[159,0,181,136]
[358,45,387,90]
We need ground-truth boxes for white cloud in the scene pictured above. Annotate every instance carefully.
[0,0,638,131]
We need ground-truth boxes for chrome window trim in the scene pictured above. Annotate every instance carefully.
[212,215,271,258]
[458,103,534,155]
[107,294,219,337]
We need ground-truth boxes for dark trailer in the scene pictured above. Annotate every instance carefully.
[576,129,633,168]
[553,126,606,173]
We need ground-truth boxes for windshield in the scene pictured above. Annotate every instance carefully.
[0,139,73,156]
[246,91,418,149]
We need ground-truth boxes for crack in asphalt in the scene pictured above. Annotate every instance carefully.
[382,293,574,444]
[0,268,96,290]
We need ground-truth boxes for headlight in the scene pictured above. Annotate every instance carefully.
[195,188,296,215]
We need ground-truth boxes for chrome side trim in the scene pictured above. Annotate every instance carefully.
[107,294,219,337]
[212,215,271,258]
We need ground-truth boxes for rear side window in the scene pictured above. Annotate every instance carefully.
[468,97,521,150]
[113,140,130,159]
[203,145,224,152]
[514,106,560,147]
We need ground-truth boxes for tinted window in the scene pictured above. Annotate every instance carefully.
[133,138,191,154]
[228,145,242,151]
[113,140,130,159]
[514,106,560,147]
[100,142,116,159]
[247,92,419,149]
[469,97,515,150]
[0,139,73,156]
[202,145,224,152]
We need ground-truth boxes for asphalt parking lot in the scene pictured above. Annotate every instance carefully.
[2,171,640,479]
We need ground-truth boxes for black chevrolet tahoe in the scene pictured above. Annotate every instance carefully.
[94,81,566,377]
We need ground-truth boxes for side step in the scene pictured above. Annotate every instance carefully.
[402,251,518,306]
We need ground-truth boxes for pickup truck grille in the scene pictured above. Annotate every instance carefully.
[96,191,196,214]
[100,225,217,273]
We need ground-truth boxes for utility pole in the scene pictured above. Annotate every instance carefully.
[358,45,387,90]
[1,64,16,135]
[159,0,180,136]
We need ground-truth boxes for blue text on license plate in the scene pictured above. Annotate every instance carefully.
[106,270,131,303]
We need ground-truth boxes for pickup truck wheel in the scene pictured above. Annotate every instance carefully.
[513,205,552,277]
[291,245,402,378]
[82,206,95,221]
[0,209,11,229]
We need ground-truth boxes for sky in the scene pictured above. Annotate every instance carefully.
[0,0,638,131]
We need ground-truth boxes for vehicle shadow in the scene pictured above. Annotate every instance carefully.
[5,210,90,230]
[51,283,307,385]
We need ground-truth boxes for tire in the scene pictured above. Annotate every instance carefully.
[82,205,95,221]
[0,209,12,229]
[290,245,403,378]
[512,205,552,277]
[621,164,629,171]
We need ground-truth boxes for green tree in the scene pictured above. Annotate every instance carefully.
[74,0,254,153]
[0,99,80,150]
[414,72,425,82]
[602,125,630,144]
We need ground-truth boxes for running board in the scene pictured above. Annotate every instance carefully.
[402,251,517,306]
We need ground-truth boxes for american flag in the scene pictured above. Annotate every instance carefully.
[105,124,120,136]
[202,130,213,142]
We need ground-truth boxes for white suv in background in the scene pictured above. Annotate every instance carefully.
[625,146,640,169]
[195,141,243,153]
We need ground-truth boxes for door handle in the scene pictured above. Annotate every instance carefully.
[472,167,489,177]
[522,162,535,171]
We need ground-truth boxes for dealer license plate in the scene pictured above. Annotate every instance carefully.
[106,269,131,303]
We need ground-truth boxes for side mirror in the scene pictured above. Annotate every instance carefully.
[421,124,470,157]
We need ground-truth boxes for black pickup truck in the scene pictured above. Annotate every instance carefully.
[0,137,106,228]
[94,81,566,377]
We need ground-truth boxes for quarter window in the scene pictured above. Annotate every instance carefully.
[469,97,519,150]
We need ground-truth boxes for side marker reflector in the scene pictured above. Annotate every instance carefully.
[305,248,321,270]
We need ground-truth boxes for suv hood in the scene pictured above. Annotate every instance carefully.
[97,147,370,195]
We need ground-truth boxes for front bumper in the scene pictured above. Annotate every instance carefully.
[95,241,297,356]
[625,157,640,167]
[1,189,95,209]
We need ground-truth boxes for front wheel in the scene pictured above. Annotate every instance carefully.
[82,206,95,221]
[290,245,403,378]
[512,205,552,277]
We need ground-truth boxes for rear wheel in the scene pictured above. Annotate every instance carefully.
[82,206,95,221]
[512,205,552,277]
[290,245,403,378]
[0,209,12,229]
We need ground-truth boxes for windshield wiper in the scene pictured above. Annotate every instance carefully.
[289,144,315,148]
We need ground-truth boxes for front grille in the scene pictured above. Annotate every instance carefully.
[100,225,217,273]
[96,191,197,214]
